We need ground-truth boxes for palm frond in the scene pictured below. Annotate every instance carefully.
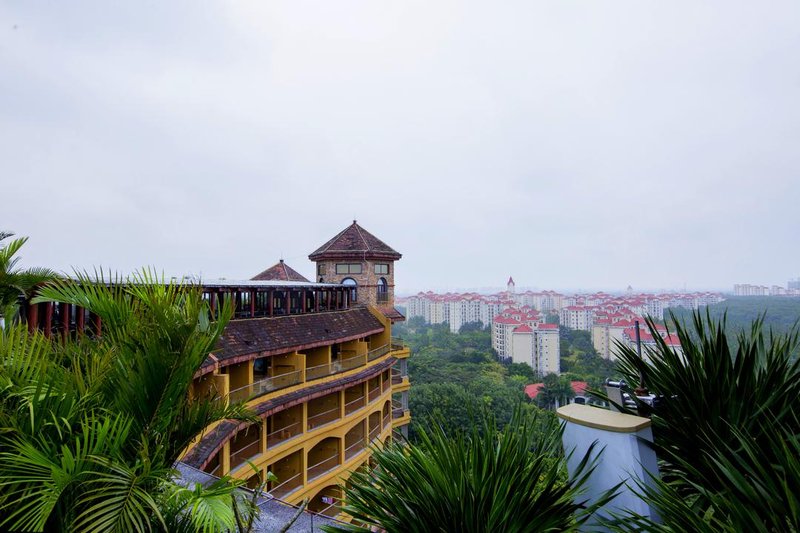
[327,406,615,533]
[160,478,241,533]
[610,310,800,530]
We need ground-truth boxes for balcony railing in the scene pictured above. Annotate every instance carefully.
[315,498,342,518]
[368,425,381,443]
[391,370,402,385]
[344,438,366,460]
[306,353,366,381]
[267,420,303,449]
[307,405,341,431]
[376,292,389,304]
[390,337,407,351]
[269,471,303,499]
[230,438,262,468]
[308,453,340,481]
[225,344,392,404]
[368,385,381,403]
[206,462,221,477]
[392,400,405,419]
[344,395,366,416]
[229,369,303,403]
[367,344,390,362]
[382,413,391,429]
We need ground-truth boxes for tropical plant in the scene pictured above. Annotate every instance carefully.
[0,231,58,328]
[324,407,616,533]
[0,270,255,532]
[609,312,800,531]
[536,373,575,409]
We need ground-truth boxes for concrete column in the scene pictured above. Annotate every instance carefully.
[222,441,231,476]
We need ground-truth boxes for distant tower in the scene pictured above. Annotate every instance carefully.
[309,220,402,309]
[508,276,516,295]
[626,285,633,296]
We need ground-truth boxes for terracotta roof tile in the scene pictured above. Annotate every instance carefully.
[309,221,401,261]
[251,260,310,282]
[208,308,385,366]
[381,307,406,322]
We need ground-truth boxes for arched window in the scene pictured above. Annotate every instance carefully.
[342,277,358,303]
[376,277,388,304]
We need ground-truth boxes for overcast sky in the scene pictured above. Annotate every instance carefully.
[2,1,799,294]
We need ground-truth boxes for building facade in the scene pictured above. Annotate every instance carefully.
[21,222,411,520]
[492,307,561,376]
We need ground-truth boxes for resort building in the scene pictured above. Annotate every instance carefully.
[21,221,411,520]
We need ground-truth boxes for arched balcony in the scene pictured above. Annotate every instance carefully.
[307,437,341,482]
[344,420,367,461]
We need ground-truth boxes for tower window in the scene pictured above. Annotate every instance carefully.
[342,278,358,303]
[336,263,362,274]
[377,277,388,304]
[374,264,389,275]
[317,264,326,275]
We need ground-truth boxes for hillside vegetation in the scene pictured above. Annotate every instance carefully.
[393,318,619,439]
[668,296,800,355]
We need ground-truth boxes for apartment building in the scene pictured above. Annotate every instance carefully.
[492,307,560,376]
[620,325,683,362]
[559,306,594,331]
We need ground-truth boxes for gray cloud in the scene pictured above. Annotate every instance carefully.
[2,1,799,293]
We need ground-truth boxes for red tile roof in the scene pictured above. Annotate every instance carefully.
[524,383,544,399]
[207,308,385,368]
[622,327,681,347]
[251,259,310,282]
[538,323,559,330]
[309,221,402,261]
[514,324,533,333]
[381,307,406,323]
[525,380,588,399]
[571,381,589,395]
[494,316,522,325]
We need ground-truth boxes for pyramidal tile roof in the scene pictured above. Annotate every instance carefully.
[309,221,401,261]
[251,259,310,282]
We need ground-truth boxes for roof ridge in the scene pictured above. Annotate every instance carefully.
[318,224,351,255]
[352,222,369,252]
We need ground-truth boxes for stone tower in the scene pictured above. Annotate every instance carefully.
[507,276,516,295]
[309,221,402,310]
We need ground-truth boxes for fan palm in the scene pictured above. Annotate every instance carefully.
[0,269,255,532]
[609,311,800,531]
[325,407,616,533]
[0,231,59,328]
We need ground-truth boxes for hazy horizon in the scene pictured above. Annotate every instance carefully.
[2,2,799,294]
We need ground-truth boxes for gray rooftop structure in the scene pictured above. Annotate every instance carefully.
[175,462,342,533]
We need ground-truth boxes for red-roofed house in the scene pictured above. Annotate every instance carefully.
[620,327,683,361]
[525,380,588,401]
